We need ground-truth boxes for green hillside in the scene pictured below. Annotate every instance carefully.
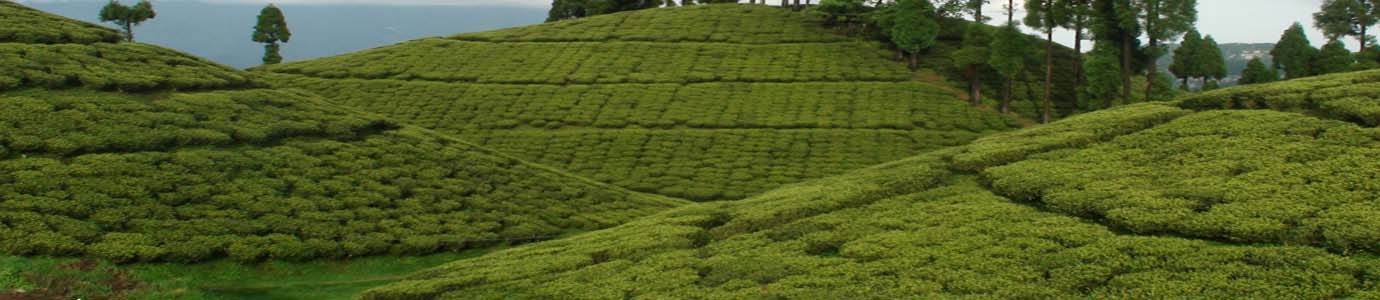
[0,1,122,44]
[0,2,685,265]
[362,70,1380,300]
[259,5,1018,201]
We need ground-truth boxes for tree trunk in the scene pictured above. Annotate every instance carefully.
[1007,0,1014,23]
[1043,29,1054,124]
[1001,77,1012,113]
[910,52,918,70]
[1362,25,1369,53]
[1073,23,1083,110]
[793,0,800,9]
[1145,36,1157,102]
[781,0,788,7]
[1182,77,1188,91]
[968,65,982,106]
[1120,31,1133,103]
[124,23,134,42]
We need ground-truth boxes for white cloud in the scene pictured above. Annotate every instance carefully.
[16,0,551,7]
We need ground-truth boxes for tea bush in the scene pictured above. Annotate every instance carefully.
[454,5,849,44]
[0,43,253,91]
[0,89,687,263]
[1179,69,1380,126]
[259,39,908,84]
[0,2,122,44]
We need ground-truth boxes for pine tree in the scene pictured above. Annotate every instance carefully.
[1313,0,1378,53]
[1315,39,1356,75]
[253,4,292,65]
[1083,41,1123,108]
[989,23,1028,114]
[1091,0,1142,102]
[952,23,992,107]
[1199,35,1226,84]
[1026,0,1071,123]
[1271,23,1321,79]
[1239,57,1278,85]
[1062,0,1094,110]
[888,0,940,69]
[1133,0,1198,101]
[98,0,156,42]
[1169,29,1203,88]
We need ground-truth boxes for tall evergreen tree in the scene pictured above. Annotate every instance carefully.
[989,22,1027,114]
[1169,29,1203,88]
[1239,57,1277,85]
[1084,41,1123,108]
[1026,0,1070,123]
[253,4,291,65]
[1061,0,1094,110]
[1091,0,1141,102]
[1133,0,1197,101]
[952,23,992,106]
[1271,23,1321,79]
[1199,35,1226,84]
[1313,0,1378,53]
[1316,39,1356,75]
[98,0,156,42]
[887,0,940,69]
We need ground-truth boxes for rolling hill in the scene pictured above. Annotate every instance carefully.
[258,5,1020,201]
[0,2,686,264]
[361,69,1380,300]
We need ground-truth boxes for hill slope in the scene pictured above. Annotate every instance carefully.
[0,2,686,264]
[362,70,1380,300]
[258,4,1019,201]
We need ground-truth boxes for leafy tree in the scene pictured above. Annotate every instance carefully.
[1271,23,1320,79]
[1026,0,1071,123]
[1356,44,1380,69]
[252,4,291,65]
[1169,29,1202,88]
[951,23,991,106]
[1061,0,1094,109]
[98,0,155,42]
[1315,39,1356,75]
[816,0,868,28]
[547,0,661,21]
[1090,0,1142,102]
[1084,41,1123,108]
[1238,57,1277,85]
[934,0,988,22]
[989,22,1027,113]
[887,0,939,69]
[1313,0,1378,53]
[1199,35,1226,85]
[1132,0,1198,101]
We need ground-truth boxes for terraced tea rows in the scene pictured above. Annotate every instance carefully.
[262,5,1018,200]
[365,97,1380,300]
[0,2,686,264]
[0,1,122,44]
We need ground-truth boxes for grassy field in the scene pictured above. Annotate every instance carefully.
[260,5,1020,201]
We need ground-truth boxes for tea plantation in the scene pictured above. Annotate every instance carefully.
[362,79,1380,299]
[0,3,686,265]
[0,1,122,44]
[260,5,1020,201]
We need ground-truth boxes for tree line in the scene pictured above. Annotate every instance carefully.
[96,0,291,65]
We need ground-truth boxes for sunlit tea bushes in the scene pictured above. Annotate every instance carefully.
[260,39,908,84]
[987,109,1380,253]
[261,74,1016,200]
[0,2,122,44]
[1179,69,1380,126]
[362,106,1380,299]
[0,43,253,91]
[0,89,686,263]
[454,5,849,44]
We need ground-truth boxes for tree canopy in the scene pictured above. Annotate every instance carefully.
[1313,0,1378,53]
[1271,23,1320,79]
[887,0,940,69]
[97,0,155,42]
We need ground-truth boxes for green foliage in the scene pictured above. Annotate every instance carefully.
[1272,23,1321,79]
[361,112,1380,299]
[492,5,849,43]
[886,0,940,60]
[815,0,868,25]
[1169,29,1202,81]
[0,89,686,263]
[988,110,1380,253]
[1199,35,1227,80]
[1239,57,1278,85]
[547,0,664,22]
[253,4,291,65]
[1179,69,1380,126]
[1317,39,1357,75]
[260,38,908,84]
[98,0,155,42]
[0,42,254,91]
[263,73,1016,200]
[0,1,122,44]
[1312,0,1379,50]
[951,102,1190,171]
[1083,42,1123,107]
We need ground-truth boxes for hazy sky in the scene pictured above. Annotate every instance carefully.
[19,0,1351,49]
